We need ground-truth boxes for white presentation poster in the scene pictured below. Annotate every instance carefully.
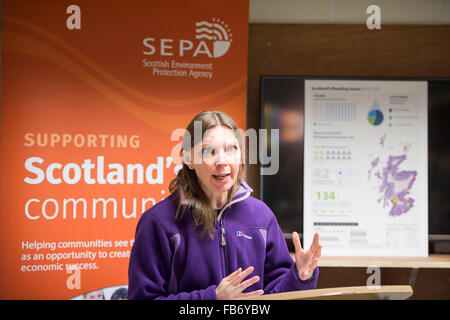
[303,80,428,257]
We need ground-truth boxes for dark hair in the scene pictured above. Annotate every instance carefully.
[169,111,244,238]
[110,287,128,300]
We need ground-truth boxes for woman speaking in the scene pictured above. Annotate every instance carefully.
[128,111,321,300]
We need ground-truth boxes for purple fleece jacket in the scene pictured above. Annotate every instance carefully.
[128,180,319,300]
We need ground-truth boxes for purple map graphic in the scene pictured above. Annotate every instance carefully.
[368,136,417,217]
[379,155,417,216]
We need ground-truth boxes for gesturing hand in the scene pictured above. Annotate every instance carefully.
[292,232,322,281]
[215,266,264,300]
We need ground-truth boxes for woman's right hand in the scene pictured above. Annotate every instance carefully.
[215,266,264,300]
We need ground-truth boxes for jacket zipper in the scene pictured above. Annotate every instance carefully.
[216,191,250,278]
[219,217,228,277]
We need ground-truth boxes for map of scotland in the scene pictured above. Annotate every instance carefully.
[369,135,417,217]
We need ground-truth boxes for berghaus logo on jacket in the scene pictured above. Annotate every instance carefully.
[236,231,252,240]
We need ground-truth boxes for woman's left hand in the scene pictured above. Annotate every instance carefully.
[292,232,322,281]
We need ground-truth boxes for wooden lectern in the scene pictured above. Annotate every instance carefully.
[243,285,413,300]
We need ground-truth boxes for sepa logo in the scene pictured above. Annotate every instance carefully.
[236,231,252,240]
[195,18,233,58]
[143,18,232,59]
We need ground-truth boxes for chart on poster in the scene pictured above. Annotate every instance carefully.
[303,80,428,256]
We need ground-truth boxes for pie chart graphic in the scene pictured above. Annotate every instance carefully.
[368,109,384,125]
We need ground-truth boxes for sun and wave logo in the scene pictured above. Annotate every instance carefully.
[195,18,232,58]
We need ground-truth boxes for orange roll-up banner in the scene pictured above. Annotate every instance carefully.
[0,0,249,299]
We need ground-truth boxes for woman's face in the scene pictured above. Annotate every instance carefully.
[190,126,241,203]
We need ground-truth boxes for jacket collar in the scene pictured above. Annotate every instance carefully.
[179,179,253,219]
[232,179,253,201]
[217,179,252,220]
